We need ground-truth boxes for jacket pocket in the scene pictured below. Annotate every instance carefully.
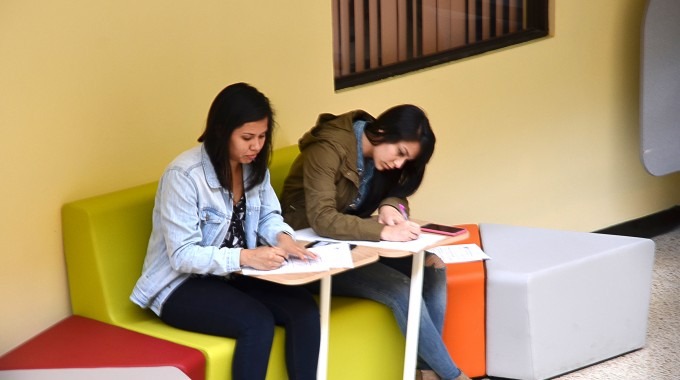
[199,207,226,245]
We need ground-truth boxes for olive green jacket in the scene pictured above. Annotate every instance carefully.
[281,111,408,241]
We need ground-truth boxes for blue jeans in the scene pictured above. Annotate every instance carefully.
[327,254,462,380]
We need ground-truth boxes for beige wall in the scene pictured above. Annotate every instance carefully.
[2,0,678,353]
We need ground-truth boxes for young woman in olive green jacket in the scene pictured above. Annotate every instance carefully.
[281,105,470,380]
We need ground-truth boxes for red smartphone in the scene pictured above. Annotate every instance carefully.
[420,223,467,237]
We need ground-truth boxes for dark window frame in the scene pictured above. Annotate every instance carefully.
[333,0,550,90]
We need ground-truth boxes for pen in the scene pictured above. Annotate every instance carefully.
[398,203,409,220]
[258,232,288,263]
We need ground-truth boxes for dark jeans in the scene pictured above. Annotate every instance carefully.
[161,275,320,380]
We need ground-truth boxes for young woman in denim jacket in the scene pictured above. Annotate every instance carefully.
[281,105,470,380]
[130,83,319,380]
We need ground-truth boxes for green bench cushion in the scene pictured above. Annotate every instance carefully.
[61,145,405,380]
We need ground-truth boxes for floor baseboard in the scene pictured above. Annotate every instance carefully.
[594,206,680,238]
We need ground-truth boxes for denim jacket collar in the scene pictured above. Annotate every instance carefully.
[201,145,222,190]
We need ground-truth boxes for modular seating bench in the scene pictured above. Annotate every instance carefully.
[4,143,650,380]
[50,144,486,380]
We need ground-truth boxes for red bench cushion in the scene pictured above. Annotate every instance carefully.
[0,315,205,380]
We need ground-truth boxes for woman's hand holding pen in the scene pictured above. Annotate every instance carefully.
[377,204,417,226]
[378,203,421,241]
[380,222,421,241]
[240,246,289,270]
[275,232,317,262]
[243,232,317,270]
[378,204,405,226]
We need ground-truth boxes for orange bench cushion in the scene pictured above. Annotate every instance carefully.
[442,224,486,377]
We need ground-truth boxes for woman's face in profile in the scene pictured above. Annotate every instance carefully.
[229,117,268,165]
[371,140,420,171]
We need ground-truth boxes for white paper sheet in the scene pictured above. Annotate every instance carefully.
[294,227,447,253]
[426,243,491,263]
[241,242,354,275]
[309,242,355,268]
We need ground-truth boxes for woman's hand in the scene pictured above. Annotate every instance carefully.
[380,221,421,241]
[378,205,406,225]
[240,246,289,270]
[277,233,317,261]
[240,233,317,270]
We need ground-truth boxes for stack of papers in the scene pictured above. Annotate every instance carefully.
[293,227,448,253]
[241,242,354,276]
[426,244,491,264]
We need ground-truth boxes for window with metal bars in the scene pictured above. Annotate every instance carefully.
[332,0,549,89]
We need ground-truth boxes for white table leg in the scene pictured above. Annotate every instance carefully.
[403,249,425,380]
[317,275,331,380]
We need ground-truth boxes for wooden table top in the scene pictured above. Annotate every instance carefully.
[250,226,470,285]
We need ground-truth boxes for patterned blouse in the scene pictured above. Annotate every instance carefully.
[221,194,246,249]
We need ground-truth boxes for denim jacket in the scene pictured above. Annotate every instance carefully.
[130,144,294,315]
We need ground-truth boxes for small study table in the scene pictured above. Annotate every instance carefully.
[250,244,379,380]
[374,230,470,380]
[252,229,468,380]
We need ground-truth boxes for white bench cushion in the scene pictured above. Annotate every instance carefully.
[481,223,655,380]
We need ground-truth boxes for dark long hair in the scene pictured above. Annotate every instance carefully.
[198,82,274,191]
[355,104,436,217]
